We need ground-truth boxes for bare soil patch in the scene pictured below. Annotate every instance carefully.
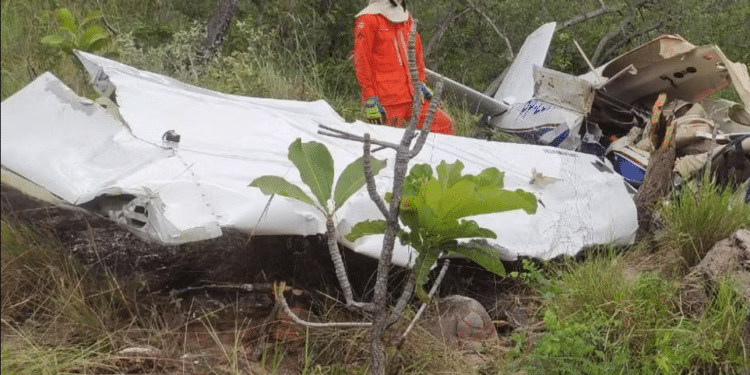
[1,183,541,372]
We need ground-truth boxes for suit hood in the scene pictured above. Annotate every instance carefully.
[356,0,409,23]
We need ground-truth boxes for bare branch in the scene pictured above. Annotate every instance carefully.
[273,282,372,329]
[573,39,605,84]
[405,24,422,139]
[387,270,416,327]
[170,282,278,296]
[424,7,471,58]
[559,3,615,29]
[318,124,400,150]
[201,0,240,61]
[370,23,427,375]
[596,20,664,66]
[325,216,356,307]
[409,80,444,158]
[464,0,514,61]
[363,133,390,218]
[395,258,451,349]
[591,16,631,66]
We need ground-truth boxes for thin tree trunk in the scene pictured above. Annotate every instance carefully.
[201,0,240,61]
[423,7,470,58]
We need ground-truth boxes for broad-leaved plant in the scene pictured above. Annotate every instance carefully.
[250,138,386,217]
[346,160,537,299]
[249,138,387,307]
[41,8,111,55]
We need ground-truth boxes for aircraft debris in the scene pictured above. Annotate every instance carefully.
[433,25,749,191]
[1,50,637,265]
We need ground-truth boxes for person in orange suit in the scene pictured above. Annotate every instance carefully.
[353,0,454,135]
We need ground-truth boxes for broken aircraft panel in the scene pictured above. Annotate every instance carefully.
[433,24,749,188]
[1,51,638,266]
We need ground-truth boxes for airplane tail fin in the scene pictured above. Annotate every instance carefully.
[491,22,556,106]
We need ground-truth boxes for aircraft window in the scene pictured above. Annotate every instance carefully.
[129,218,147,228]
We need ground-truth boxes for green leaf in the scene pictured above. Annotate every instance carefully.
[55,8,77,35]
[344,219,387,242]
[399,164,431,208]
[41,34,64,47]
[79,25,108,51]
[442,187,537,222]
[436,179,475,220]
[436,160,464,190]
[81,10,103,28]
[407,164,433,181]
[415,284,430,303]
[423,177,442,208]
[399,210,420,233]
[476,167,504,188]
[288,139,334,212]
[413,249,441,290]
[249,175,318,210]
[87,37,110,52]
[433,219,496,240]
[59,28,76,43]
[333,156,386,211]
[416,204,438,232]
[451,243,506,277]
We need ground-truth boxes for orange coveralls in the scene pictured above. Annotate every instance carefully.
[353,13,454,135]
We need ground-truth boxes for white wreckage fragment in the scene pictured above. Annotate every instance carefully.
[1,51,638,266]
[433,26,749,188]
[589,35,750,186]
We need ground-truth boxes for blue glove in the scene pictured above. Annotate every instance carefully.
[364,96,387,124]
[418,82,433,100]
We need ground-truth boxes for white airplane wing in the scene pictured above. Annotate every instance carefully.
[1,51,637,265]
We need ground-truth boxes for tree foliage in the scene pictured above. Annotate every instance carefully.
[6,0,748,103]
[174,0,749,97]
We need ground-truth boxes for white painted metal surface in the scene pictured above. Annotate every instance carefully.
[1,52,638,266]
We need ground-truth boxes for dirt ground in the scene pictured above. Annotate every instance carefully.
[1,183,540,373]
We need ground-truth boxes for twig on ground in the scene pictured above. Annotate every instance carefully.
[395,258,450,349]
[272,282,371,329]
[170,283,280,297]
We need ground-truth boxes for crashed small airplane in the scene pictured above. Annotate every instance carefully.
[1,51,635,266]
[430,22,750,189]
[1,24,746,267]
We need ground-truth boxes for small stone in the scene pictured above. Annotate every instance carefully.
[426,295,499,351]
[118,345,162,357]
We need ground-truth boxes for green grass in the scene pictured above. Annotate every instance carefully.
[658,175,750,271]
[1,0,190,100]
[518,247,749,374]
[0,218,132,373]
[1,337,118,375]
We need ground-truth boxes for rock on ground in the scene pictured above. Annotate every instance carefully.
[680,229,750,348]
[426,295,499,351]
